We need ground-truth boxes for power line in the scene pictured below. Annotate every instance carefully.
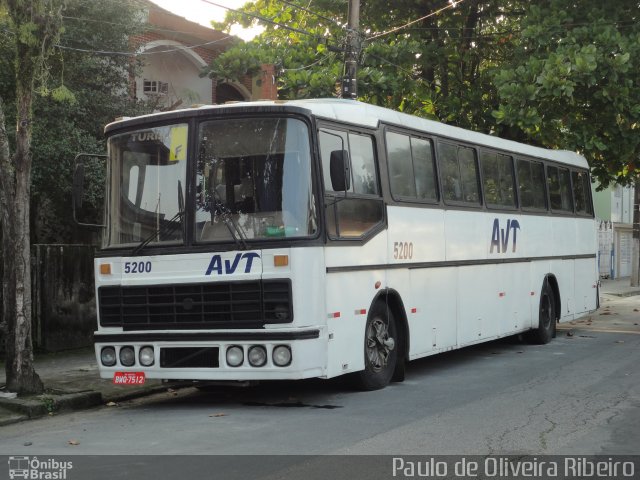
[366,0,465,42]
[200,0,319,39]
[282,52,334,72]
[276,0,344,29]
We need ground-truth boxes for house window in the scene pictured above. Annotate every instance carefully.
[143,80,169,95]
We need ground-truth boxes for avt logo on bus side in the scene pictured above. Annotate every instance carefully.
[490,218,520,254]
[205,252,260,275]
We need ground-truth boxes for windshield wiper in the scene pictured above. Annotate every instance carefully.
[210,188,248,250]
[131,210,184,256]
[131,181,185,256]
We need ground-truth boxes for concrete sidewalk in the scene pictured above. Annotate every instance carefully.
[0,277,638,426]
[0,348,171,426]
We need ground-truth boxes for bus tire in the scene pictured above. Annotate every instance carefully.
[354,301,398,390]
[528,279,556,344]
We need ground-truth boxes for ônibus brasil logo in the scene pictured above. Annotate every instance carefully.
[8,456,73,480]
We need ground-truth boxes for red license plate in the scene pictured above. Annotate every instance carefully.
[113,372,146,385]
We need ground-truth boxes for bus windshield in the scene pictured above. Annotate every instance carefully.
[195,117,317,242]
[105,124,188,248]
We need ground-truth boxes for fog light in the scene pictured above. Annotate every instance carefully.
[226,346,244,367]
[272,345,292,367]
[248,345,267,367]
[139,346,155,366]
[119,346,135,367]
[101,347,116,367]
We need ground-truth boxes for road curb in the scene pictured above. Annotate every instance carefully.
[0,391,103,419]
[0,383,185,426]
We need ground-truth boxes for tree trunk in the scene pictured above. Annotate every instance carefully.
[0,94,43,395]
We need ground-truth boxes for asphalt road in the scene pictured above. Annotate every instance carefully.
[0,295,638,479]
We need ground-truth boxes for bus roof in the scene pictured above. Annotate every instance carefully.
[106,98,588,169]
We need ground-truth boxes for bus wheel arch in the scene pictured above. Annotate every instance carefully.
[353,289,409,390]
[545,274,561,322]
[528,275,560,344]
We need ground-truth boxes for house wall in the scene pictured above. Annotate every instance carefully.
[137,45,212,107]
[593,184,635,278]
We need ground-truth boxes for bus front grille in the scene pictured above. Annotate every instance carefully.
[98,280,292,330]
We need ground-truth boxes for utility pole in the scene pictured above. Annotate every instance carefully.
[341,0,360,99]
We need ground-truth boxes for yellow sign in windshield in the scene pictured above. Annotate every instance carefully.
[169,125,187,161]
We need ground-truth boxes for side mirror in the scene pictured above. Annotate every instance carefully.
[330,150,351,192]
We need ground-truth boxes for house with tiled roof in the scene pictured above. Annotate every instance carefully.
[131,0,276,109]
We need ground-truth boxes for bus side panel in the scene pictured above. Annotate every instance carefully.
[457,264,498,345]
[325,233,388,378]
[573,258,597,315]
[550,216,577,320]
[387,206,450,358]
[408,267,457,358]
[445,210,486,261]
[573,218,599,316]
[499,262,533,336]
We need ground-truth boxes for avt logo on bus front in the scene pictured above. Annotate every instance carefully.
[490,218,520,254]
[205,252,260,275]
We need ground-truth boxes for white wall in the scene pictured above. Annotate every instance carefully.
[137,45,212,109]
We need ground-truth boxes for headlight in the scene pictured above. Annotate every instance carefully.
[101,347,116,367]
[139,346,155,366]
[248,345,267,367]
[119,346,135,367]
[226,346,244,367]
[272,345,292,367]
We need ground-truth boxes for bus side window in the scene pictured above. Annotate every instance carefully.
[547,165,573,213]
[517,159,547,210]
[572,170,593,216]
[320,128,383,239]
[438,141,480,205]
[385,131,437,202]
[349,132,379,195]
[481,151,516,208]
[412,137,437,201]
[439,142,462,202]
[386,131,416,198]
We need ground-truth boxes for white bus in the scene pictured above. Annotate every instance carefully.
[88,99,598,390]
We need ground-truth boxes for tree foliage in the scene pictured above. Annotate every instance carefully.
[207,0,640,187]
[1,0,150,243]
[491,0,640,188]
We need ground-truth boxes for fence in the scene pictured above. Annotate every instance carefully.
[1,244,97,352]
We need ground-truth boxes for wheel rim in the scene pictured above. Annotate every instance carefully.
[540,291,552,329]
[365,317,395,372]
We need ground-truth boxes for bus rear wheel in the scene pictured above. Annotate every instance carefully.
[528,279,556,344]
[354,301,398,390]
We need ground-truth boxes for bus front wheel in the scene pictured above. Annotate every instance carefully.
[528,280,556,344]
[354,301,398,390]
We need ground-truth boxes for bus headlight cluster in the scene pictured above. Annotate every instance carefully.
[226,346,244,367]
[101,347,117,367]
[272,345,292,367]
[100,346,155,367]
[139,346,155,366]
[248,346,267,367]
[119,346,135,367]
[224,345,292,368]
